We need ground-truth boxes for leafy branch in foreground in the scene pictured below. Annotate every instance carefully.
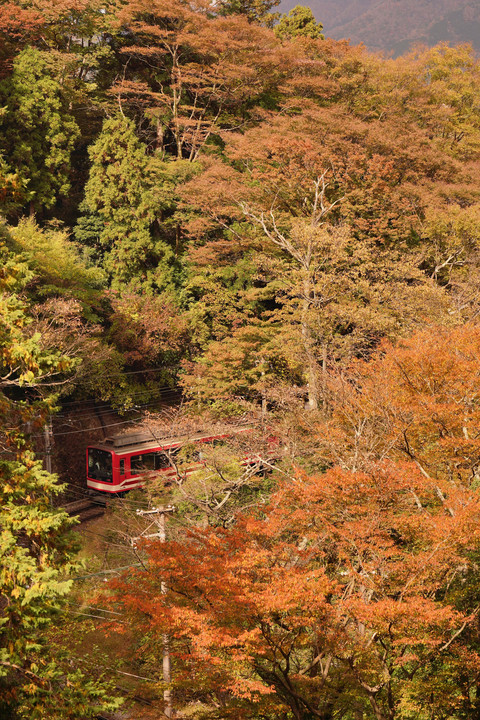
[0,242,120,719]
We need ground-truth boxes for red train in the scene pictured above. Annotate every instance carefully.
[86,428,271,494]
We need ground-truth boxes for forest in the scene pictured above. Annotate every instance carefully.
[2,0,480,718]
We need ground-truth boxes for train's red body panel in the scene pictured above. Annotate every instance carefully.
[86,429,271,494]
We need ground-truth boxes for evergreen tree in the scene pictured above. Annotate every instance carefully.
[76,115,179,290]
[275,5,324,40]
[0,47,80,215]
[215,0,280,25]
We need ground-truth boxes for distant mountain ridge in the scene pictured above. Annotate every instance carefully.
[278,0,480,56]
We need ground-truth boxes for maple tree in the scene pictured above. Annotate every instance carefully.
[0,2,44,71]
[400,45,480,160]
[316,323,480,488]
[179,100,451,412]
[110,456,480,720]
[111,0,282,160]
[181,320,302,415]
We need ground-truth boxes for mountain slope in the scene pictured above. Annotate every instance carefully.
[278,0,480,55]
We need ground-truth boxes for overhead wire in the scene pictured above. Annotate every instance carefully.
[57,368,179,405]
[42,399,252,438]
[53,392,183,419]
[55,384,182,412]
[34,408,181,438]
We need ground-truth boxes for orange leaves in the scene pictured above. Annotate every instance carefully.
[323,324,480,491]
[108,438,480,717]
[0,3,43,38]
[113,0,281,160]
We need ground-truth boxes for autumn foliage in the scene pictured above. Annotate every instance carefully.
[319,324,480,487]
[3,0,480,717]
[112,460,480,719]
[107,325,480,719]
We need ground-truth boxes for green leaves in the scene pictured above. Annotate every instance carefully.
[0,47,79,214]
[0,245,118,717]
[77,115,181,291]
[275,5,324,41]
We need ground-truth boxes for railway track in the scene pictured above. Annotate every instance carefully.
[63,498,106,523]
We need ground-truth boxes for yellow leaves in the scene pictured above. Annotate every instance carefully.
[24,683,38,695]
[18,369,35,386]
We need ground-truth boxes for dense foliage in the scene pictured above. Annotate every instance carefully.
[0,236,119,718]
[2,0,480,717]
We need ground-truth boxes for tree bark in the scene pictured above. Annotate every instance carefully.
[302,274,318,410]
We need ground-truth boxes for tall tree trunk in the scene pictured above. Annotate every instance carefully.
[321,342,328,411]
[156,119,164,152]
[302,275,318,410]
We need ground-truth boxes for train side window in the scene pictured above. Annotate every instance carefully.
[88,448,113,482]
[131,452,166,474]
[190,448,202,462]
[130,454,144,474]
[119,459,125,476]
[144,453,156,470]
[155,452,171,470]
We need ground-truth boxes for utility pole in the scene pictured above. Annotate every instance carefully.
[44,416,53,475]
[135,505,176,719]
[44,416,54,505]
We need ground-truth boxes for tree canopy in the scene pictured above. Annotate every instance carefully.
[2,1,480,716]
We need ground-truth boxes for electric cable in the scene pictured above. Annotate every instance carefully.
[54,385,182,413]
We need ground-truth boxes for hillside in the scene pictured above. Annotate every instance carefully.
[279,0,480,55]
[3,1,480,717]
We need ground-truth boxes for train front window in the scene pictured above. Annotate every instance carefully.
[88,448,113,483]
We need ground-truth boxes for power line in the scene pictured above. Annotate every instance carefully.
[52,395,182,422]
[58,382,181,408]
[72,563,144,581]
[53,395,181,421]
[41,398,251,438]
[35,413,172,438]
[54,400,179,420]
[53,391,182,418]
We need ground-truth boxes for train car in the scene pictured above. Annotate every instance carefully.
[86,428,272,494]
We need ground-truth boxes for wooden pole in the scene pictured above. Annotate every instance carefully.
[44,417,52,474]
[136,506,175,718]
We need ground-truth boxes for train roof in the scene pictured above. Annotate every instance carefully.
[88,427,248,456]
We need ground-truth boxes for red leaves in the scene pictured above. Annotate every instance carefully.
[109,447,480,716]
